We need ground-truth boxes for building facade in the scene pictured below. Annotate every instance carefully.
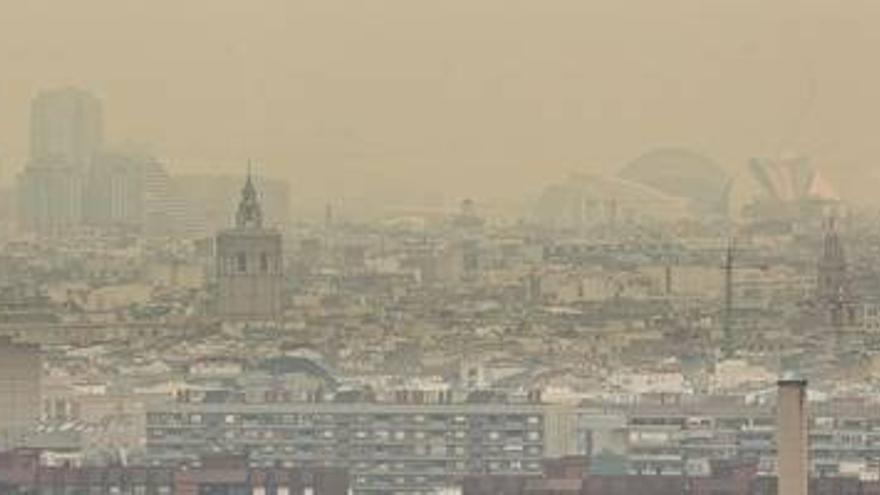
[84,152,148,230]
[145,399,579,494]
[0,338,42,449]
[588,394,880,482]
[82,152,188,236]
[17,161,85,236]
[817,218,856,327]
[0,450,349,495]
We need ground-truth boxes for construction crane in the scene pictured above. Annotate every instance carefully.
[722,236,735,352]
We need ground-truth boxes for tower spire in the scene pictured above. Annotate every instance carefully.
[235,162,263,229]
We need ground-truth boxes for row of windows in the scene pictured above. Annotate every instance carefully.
[149,412,542,426]
[352,459,541,486]
[219,252,281,275]
[148,427,542,443]
[629,416,880,431]
[34,487,172,495]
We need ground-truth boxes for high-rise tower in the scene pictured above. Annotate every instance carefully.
[18,88,102,235]
[30,88,103,168]
[215,170,284,320]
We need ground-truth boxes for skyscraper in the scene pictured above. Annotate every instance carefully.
[29,88,103,168]
[18,88,103,235]
[16,162,85,236]
[215,170,284,320]
[83,152,146,230]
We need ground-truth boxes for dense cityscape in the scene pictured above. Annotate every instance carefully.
[1,86,879,494]
[7,1,880,494]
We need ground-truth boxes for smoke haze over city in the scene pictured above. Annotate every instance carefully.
[6,2,880,495]
[3,0,880,206]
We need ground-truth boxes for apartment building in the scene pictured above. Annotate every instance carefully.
[602,395,880,481]
[146,398,578,494]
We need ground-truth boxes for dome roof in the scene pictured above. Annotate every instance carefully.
[619,148,732,218]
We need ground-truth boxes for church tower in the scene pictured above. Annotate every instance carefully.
[816,216,853,327]
[215,169,283,320]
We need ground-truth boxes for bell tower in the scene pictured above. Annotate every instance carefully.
[215,167,283,320]
[816,215,853,327]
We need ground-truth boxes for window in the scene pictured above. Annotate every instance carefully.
[237,252,247,272]
[260,253,269,272]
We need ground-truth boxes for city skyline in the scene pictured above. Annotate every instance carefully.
[4,0,880,205]
[4,2,880,494]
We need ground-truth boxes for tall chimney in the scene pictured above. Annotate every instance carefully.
[777,377,808,495]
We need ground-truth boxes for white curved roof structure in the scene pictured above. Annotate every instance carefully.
[533,172,691,230]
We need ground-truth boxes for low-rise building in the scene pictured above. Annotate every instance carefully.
[0,449,349,494]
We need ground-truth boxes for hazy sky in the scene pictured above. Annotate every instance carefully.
[3,0,880,204]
